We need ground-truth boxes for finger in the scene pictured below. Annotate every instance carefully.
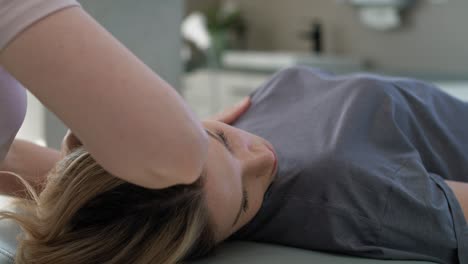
[211,97,251,124]
[61,130,82,155]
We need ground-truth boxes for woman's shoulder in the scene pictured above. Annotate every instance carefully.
[268,67,445,103]
[252,66,400,102]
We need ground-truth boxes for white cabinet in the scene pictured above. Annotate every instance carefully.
[434,82,468,102]
[183,69,271,119]
[222,51,364,74]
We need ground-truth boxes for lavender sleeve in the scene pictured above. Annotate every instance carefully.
[0,0,80,50]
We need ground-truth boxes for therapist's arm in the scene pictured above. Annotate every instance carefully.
[0,97,251,198]
[0,7,207,189]
[0,139,61,197]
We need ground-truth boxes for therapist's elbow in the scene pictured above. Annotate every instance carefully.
[145,130,209,189]
[173,131,209,185]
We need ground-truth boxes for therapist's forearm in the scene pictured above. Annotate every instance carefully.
[0,7,208,189]
[0,139,61,197]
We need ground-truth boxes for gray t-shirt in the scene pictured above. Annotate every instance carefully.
[230,66,468,264]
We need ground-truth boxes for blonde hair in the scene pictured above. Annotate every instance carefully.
[0,147,216,264]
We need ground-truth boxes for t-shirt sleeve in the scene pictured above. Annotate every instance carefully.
[0,0,80,50]
[386,78,468,182]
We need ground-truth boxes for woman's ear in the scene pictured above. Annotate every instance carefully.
[60,130,82,156]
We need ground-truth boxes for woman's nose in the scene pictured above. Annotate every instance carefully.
[237,137,271,176]
[236,133,258,156]
[241,135,252,150]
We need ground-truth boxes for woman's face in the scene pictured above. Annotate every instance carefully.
[201,120,278,243]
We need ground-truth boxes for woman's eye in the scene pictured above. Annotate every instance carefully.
[216,131,232,151]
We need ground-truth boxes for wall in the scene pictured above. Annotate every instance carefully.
[81,0,184,88]
[185,0,218,14]
[16,93,46,146]
[187,0,468,78]
[42,0,184,148]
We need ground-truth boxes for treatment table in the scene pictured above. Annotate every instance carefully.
[0,195,437,264]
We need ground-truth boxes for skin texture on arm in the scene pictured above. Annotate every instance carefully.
[0,7,207,189]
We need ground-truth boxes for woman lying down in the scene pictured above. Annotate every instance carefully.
[1,66,468,264]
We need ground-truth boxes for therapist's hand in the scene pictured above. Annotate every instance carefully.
[60,130,82,158]
[208,97,251,124]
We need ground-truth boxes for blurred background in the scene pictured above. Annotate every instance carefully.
[16,0,468,149]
